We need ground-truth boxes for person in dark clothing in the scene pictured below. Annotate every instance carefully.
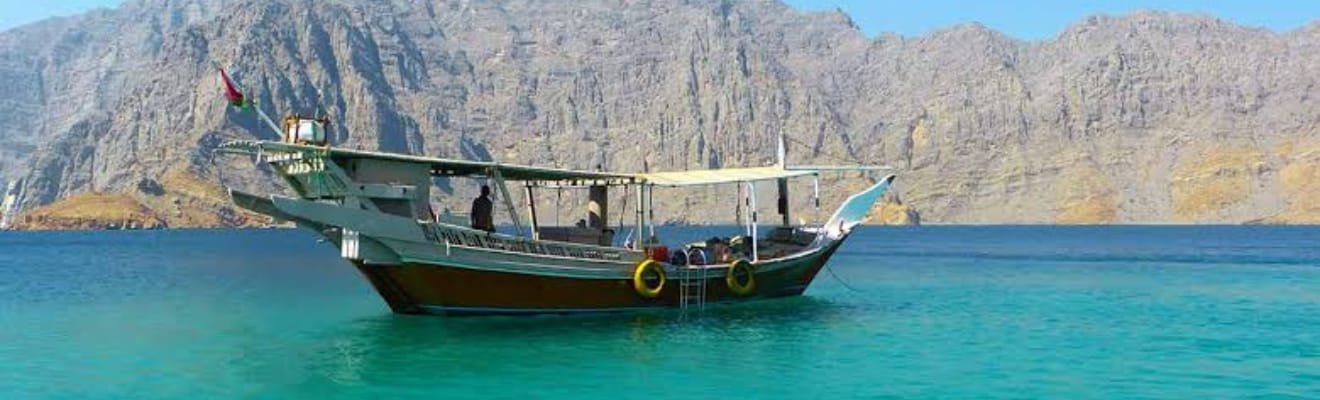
[471,185,495,233]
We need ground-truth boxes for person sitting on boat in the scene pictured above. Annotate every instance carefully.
[470,185,495,233]
[706,237,732,263]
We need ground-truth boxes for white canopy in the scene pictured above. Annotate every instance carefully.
[218,140,890,187]
[638,167,818,187]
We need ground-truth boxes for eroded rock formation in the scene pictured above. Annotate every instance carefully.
[0,1,1316,228]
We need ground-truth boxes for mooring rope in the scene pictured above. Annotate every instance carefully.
[823,263,866,294]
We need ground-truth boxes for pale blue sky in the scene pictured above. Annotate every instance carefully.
[0,0,125,31]
[1,0,1317,39]
[786,0,1319,39]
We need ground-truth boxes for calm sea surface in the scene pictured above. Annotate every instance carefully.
[0,226,1317,399]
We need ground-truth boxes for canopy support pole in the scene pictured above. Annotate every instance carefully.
[777,177,790,226]
[748,181,759,262]
[647,185,656,241]
[734,183,743,227]
[742,183,751,237]
[634,185,645,249]
[490,167,524,237]
[813,174,821,225]
[525,185,540,240]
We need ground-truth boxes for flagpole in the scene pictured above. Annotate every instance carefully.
[252,104,284,139]
[219,68,284,139]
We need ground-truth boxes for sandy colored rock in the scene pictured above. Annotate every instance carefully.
[138,164,271,228]
[1053,164,1119,224]
[1170,148,1265,222]
[1265,141,1320,223]
[870,196,922,226]
[13,192,164,230]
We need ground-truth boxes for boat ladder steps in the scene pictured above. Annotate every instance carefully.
[678,265,707,312]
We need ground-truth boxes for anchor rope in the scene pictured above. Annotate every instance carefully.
[823,263,865,294]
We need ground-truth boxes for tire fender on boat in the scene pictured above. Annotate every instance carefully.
[726,259,756,296]
[632,259,666,298]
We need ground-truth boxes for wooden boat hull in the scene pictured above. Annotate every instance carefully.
[352,240,846,316]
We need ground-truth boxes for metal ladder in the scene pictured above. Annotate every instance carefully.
[678,249,708,312]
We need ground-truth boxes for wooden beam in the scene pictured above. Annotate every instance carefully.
[490,167,524,237]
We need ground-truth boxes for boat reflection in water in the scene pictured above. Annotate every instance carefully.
[304,296,851,385]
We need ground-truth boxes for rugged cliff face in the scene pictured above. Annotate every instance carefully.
[0,0,1317,228]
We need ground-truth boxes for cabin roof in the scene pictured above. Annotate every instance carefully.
[217,140,889,186]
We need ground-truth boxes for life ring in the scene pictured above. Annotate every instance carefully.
[632,259,666,298]
[725,259,756,296]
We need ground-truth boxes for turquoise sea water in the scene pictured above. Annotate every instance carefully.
[0,226,1317,399]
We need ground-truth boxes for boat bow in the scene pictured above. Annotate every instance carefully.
[821,174,897,241]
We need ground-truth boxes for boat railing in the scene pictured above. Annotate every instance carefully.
[420,221,641,264]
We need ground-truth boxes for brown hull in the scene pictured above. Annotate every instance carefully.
[352,240,845,316]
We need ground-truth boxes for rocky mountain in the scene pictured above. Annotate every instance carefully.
[0,0,1317,229]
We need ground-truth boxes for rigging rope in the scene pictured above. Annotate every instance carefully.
[782,135,860,166]
[784,134,886,184]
